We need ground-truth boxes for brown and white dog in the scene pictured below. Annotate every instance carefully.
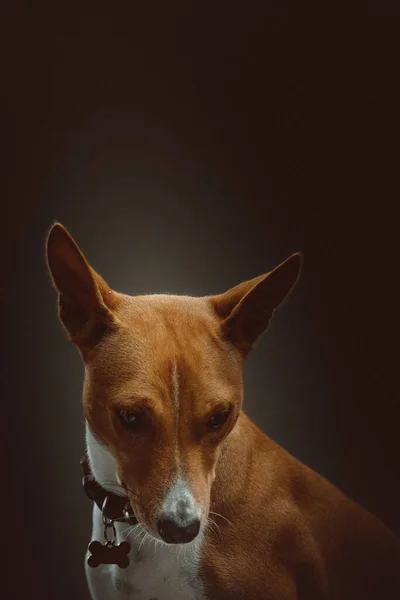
[46,223,400,600]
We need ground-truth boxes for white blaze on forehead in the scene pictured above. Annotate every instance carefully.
[172,361,180,464]
[172,360,179,411]
[168,362,201,523]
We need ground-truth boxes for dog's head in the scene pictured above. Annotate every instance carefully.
[46,223,301,544]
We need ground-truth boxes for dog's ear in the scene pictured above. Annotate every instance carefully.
[210,253,302,355]
[46,223,120,349]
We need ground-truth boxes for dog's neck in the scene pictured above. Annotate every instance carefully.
[208,412,277,517]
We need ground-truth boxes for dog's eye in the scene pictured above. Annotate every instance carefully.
[118,410,143,428]
[208,408,231,430]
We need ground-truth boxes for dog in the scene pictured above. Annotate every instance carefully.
[46,222,400,599]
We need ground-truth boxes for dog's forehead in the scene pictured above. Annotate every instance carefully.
[86,293,241,400]
[118,293,216,323]
[114,293,223,348]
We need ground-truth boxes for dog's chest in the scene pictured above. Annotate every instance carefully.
[86,511,205,600]
[114,539,203,600]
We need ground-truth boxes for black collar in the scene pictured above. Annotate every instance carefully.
[80,456,137,525]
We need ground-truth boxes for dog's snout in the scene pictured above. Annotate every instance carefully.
[158,515,200,544]
[159,477,201,543]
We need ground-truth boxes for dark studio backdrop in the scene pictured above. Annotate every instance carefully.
[3,4,400,599]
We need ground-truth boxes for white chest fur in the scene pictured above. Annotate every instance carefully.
[84,424,206,600]
[86,504,205,600]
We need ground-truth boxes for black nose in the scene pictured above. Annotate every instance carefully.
[157,516,200,544]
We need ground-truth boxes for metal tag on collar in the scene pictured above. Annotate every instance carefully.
[123,500,138,525]
[87,495,131,569]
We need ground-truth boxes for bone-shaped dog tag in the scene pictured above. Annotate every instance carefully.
[87,496,131,568]
[87,540,130,568]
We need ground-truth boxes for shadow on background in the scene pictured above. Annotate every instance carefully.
[3,4,400,599]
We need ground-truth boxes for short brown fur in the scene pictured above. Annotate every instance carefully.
[46,222,400,599]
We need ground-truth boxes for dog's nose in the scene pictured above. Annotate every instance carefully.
[157,516,200,544]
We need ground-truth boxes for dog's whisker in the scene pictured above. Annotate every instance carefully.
[209,510,233,526]
[120,522,142,541]
[138,530,150,552]
[120,524,135,541]
[207,516,220,531]
[205,517,221,540]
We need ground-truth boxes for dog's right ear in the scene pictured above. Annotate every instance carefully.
[46,223,120,349]
[210,253,302,356]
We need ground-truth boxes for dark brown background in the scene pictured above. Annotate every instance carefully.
[3,4,400,599]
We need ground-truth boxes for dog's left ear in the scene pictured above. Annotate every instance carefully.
[46,222,120,349]
[210,253,302,355]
